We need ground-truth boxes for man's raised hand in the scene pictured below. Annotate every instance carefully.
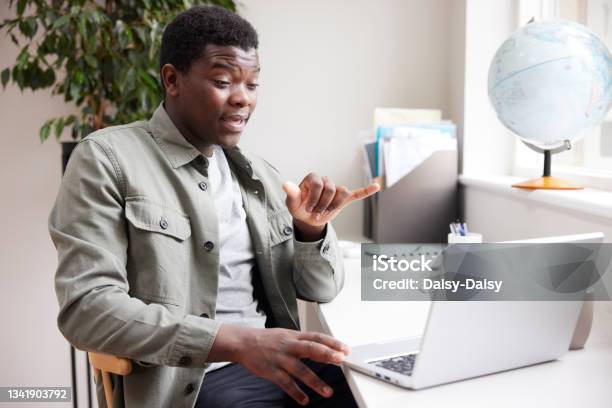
[283,172,380,228]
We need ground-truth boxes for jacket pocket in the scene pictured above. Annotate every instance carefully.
[125,198,191,241]
[125,198,191,306]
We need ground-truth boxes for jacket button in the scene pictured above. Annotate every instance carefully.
[159,218,168,230]
[200,313,210,318]
[184,383,195,395]
[283,226,293,236]
[178,356,192,367]
[204,241,215,251]
[198,181,208,191]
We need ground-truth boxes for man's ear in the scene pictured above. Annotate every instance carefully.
[161,64,180,97]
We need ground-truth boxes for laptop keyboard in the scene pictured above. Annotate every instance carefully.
[370,353,417,376]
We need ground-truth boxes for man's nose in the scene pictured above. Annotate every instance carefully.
[229,84,251,107]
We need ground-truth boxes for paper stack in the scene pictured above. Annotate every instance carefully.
[362,108,457,189]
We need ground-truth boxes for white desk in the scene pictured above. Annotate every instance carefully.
[315,257,612,408]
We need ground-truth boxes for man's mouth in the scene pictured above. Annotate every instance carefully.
[220,114,248,133]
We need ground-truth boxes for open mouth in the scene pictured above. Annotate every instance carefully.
[220,114,248,133]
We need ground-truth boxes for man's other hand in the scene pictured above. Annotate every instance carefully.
[208,325,350,406]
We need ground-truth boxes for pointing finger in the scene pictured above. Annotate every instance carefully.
[348,183,380,203]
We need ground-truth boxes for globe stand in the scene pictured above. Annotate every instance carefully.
[512,141,583,190]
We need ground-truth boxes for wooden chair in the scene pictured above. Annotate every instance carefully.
[88,352,132,408]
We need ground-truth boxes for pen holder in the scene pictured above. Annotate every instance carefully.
[448,233,483,243]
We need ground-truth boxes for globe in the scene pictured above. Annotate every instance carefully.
[488,19,612,150]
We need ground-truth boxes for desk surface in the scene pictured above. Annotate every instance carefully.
[316,257,612,408]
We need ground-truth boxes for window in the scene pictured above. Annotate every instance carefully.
[514,0,612,188]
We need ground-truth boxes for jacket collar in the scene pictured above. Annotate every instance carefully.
[149,103,200,169]
[148,103,254,177]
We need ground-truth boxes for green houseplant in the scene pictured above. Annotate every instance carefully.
[1,0,236,142]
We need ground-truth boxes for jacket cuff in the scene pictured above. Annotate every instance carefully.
[167,314,222,368]
[293,223,338,266]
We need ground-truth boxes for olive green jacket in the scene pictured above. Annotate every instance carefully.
[49,104,344,408]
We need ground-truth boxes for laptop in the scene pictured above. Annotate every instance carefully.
[344,232,604,389]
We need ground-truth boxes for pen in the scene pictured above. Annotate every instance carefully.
[453,220,460,236]
[450,221,470,236]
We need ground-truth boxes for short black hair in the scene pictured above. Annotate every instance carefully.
[160,5,258,77]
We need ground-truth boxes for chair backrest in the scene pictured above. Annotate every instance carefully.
[88,352,132,408]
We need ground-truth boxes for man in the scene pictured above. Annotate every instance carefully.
[49,5,379,408]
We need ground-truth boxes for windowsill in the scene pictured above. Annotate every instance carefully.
[459,173,612,220]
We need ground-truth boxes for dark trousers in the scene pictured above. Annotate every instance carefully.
[195,360,358,408]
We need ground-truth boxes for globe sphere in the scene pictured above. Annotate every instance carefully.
[488,20,612,150]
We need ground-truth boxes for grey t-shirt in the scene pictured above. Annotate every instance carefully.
[205,145,267,372]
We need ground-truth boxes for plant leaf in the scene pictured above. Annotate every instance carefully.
[54,117,65,139]
[139,71,158,91]
[1,68,9,89]
[84,55,97,68]
[53,15,70,30]
[39,120,52,142]
[16,0,27,16]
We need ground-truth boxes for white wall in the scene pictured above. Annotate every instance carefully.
[238,0,453,239]
[0,2,76,406]
[0,1,455,405]
[463,0,517,176]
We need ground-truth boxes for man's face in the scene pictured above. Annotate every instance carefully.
[164,44,260,150]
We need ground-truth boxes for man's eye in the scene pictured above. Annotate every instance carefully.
[247,83,260,91]
[213,80,230,88]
